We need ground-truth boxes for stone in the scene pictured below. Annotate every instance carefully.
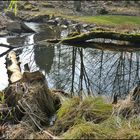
[46,20,58,26]
[7,22,21,33]
[7,21,35,33]
[20,22,36,33]
[0,30,8,37]
[31,7,39,11]
[27,15,50,22]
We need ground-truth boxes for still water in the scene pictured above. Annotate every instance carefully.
[0,22,140,98]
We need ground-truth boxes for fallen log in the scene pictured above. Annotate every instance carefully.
[46,30,140,44]
[68,42,140,52]
[61,31,140,44]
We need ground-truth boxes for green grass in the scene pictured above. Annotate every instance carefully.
[50,97,113,136]
[31,7,140,27]
[63,121,109,139]
[46,93,140,139]
[68,15,140,26]
[50,96,140,139]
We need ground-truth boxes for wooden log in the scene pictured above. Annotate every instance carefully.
[61,30,140,44]
[45,29,140,46]
[5,51,22,84]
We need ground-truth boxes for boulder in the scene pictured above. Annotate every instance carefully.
[7,22,35,33]
[7,22,21,33]
[26,15,50,22]
[0,30,8,37]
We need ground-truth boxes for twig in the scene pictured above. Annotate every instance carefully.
[0,107,13,111]
[0,43,17,49]
[0,49,12,58]
[18,100,59,139]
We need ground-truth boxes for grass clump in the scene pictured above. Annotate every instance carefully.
[115,128,140,139]
[50,96,113,135]
[51,96,140,139]
[63,121,108,139]
[79,97,113,123]
[57,97,80,118]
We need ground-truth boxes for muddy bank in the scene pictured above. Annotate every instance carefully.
[18,1,140,16]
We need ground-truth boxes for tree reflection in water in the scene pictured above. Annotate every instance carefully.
[10,32,140,98]
[47,45,140,97]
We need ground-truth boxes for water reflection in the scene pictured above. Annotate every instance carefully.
[0,38,9,90]
[34,44,54,74]
[0,23,140,98]
[46,45,140,97]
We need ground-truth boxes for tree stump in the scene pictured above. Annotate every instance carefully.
[4,51,57,127]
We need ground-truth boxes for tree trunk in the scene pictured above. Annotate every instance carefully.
[74,0,81,11]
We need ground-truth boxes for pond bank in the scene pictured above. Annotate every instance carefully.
[1,50,140,139]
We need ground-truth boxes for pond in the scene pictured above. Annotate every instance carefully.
[0,22,140,98]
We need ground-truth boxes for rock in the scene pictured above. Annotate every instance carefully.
[0,30,8,37]
[7,22,21,33]
[20,22,36,33]
[42,3,55,8]
[46,20,58,26]
[31,7,39,11]
[5,11,19,20]
[60,19,70,26]
[26,15,50,22]
[82,24,89,28]
[89,24,96,28]
[7,21,35,33]
[0,12,11,30]
[98,7,108,15]
[55,17,62,23]
[61,25,68,29]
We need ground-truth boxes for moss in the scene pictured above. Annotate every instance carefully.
[61,30,140,44]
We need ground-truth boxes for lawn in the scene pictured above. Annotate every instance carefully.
[69,15,140,26]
